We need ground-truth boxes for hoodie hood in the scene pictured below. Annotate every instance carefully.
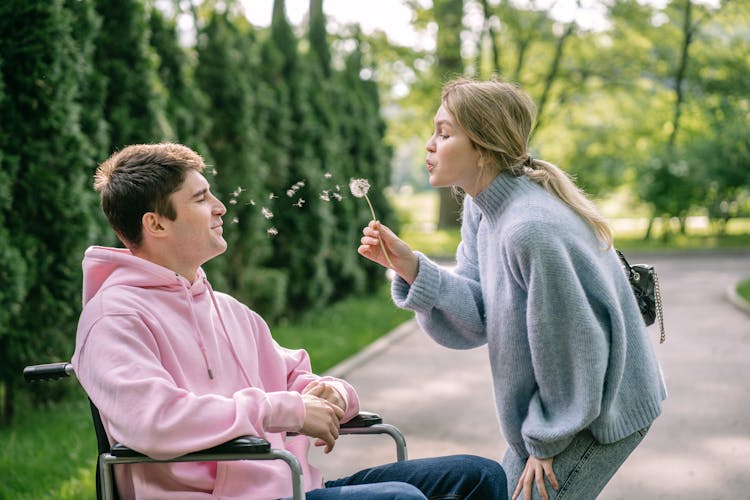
[82,246,207,306]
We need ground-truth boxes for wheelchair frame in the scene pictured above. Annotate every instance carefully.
[24,362,408,500]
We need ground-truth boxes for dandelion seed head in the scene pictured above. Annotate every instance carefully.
[261,207,274,219]
[349,178,370,198]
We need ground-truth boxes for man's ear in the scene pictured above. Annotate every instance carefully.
[142,212,167,239]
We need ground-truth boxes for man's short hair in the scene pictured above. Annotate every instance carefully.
[94,143,206,248]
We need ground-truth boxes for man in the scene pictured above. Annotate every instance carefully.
[72,143,507,499]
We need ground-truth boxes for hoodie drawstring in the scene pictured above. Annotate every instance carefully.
[204,278,255,388]
[181,282,215,380]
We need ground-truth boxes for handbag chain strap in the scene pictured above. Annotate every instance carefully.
[654,270,665,343]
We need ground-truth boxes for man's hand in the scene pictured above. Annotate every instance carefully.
[302,380,346,415]
[299,394,344,454]
[512,455,559,500]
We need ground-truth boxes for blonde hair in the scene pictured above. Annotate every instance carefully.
[441,78,613,248]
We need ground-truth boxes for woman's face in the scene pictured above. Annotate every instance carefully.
[425,104,483,196]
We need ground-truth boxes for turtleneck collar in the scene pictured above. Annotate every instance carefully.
[471,172,540,224]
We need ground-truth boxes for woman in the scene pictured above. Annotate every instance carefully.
[358,78,666,500]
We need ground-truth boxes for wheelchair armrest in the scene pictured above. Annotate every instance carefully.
[110,435,271,458]
[23,362,74,382]
[341,411,383,428]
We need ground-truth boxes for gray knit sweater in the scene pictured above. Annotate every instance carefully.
[392,173,667,459]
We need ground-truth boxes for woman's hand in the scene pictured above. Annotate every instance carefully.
[512,455,559,500]
[358,221,419,284]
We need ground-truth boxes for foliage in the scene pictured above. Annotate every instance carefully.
[0,0,400,425]
[738,278,750,304]
[385,0,749,238]
[93,0,173,149]
[0,0,97,423]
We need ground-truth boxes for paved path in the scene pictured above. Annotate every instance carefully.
[309,251,750,499]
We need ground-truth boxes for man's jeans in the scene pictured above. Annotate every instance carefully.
[285,454,507,499]
[502,426,650,499]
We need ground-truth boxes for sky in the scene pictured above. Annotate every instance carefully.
[241,0,621,46]
[242,0,722,45]
[242,0,428,47]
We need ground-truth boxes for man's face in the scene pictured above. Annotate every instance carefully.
[161,169,227,269]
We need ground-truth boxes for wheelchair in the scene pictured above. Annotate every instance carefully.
[24,362,408,500]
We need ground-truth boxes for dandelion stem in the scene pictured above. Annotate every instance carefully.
[364,194,395,269]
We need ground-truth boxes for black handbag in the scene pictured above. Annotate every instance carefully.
[616,250,665,343]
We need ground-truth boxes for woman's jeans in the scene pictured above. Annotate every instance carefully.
[284,454,508,499]
[502,427,650,499]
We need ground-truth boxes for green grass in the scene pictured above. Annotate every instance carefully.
[0,393,97,500]
[270,284,413,373]
[738,278,750,303]
[1,281,411,499]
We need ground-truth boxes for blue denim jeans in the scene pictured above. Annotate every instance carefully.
[283,454,507,499]
[502,427,650,499]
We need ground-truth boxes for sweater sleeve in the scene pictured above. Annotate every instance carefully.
[73,313,306,460]
[507,221,611,458]
[391,200,487,349]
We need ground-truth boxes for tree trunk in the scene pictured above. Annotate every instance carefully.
[434,0,464,229]
[668,0,693,153]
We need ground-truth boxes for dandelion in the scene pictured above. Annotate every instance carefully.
[261,207,274,219]
[349,178,395,269]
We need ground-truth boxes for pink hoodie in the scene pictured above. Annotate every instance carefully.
[72,246,360,499]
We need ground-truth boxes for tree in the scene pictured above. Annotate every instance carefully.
[0,0,95,424]
[93,0,172,150]
[149,7,212,156]
[194,10,283,318]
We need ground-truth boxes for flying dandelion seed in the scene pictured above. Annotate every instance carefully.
[247,200,256,206]
[232,217,239,224]
[232,187,245,197]
[324,172,332,178]
[261,207,274,219]
[286,189,295,197]
[294,199,306,208]
[210,168,218,176]
[267,227,278,236]
[320,191,330,202]
[229,199,238,205]
[269,193,278,200]
[349,178,395,269]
